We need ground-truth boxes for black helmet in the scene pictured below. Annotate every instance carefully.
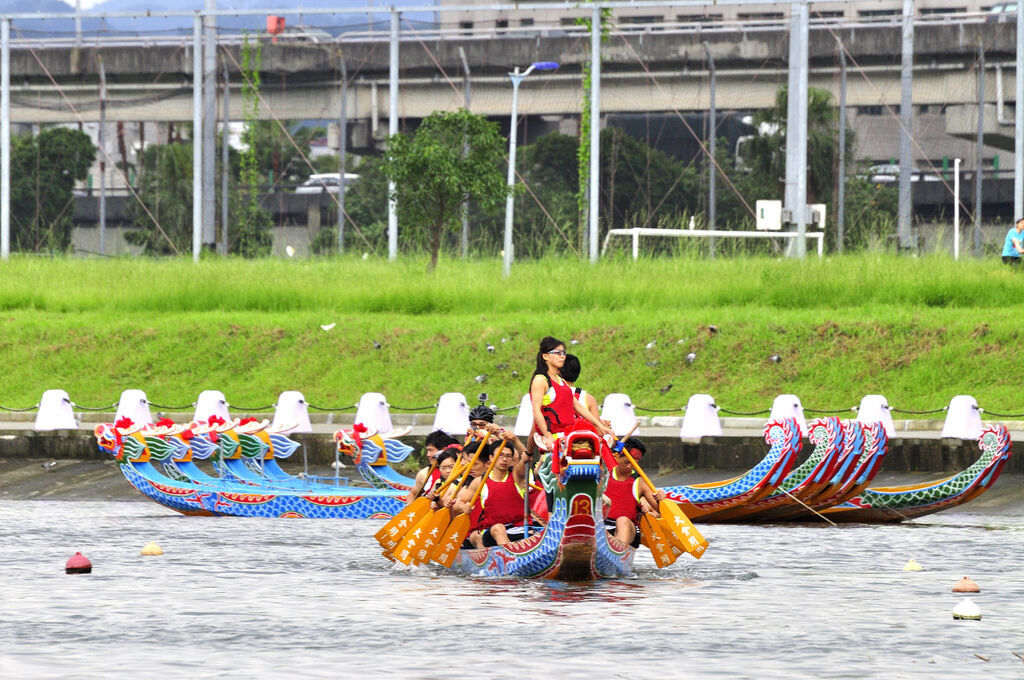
[468,405,496,423]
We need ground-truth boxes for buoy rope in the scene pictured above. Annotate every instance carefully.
[148,402,197,411]
[634,406,685,413]
[72,402,119,412]
[890,407,947,415]
[804,407,856,414]
[388,403,438,411]
[307,403,358,412]
[0,403,40,412]
[492,405,519,413]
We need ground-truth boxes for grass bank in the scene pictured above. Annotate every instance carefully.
[1,254,1022,416]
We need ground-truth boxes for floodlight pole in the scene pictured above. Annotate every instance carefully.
[1016,0,1023,220]
[502,64,533,278]
[502,61,557,277]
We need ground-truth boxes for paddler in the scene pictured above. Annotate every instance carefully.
[405,430,460,502]
[603,438,665,547]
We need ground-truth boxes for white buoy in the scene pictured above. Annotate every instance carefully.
[902,558,923,571]
[952,598,981,621]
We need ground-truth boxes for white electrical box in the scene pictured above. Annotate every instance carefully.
[809,203,826,230]
[756,200,782,231]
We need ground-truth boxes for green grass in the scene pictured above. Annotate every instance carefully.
[1,253,1022,416]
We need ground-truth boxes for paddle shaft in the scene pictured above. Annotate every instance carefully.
[431,441,506,565]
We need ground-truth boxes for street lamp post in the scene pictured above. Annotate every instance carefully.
[503,61,558,278]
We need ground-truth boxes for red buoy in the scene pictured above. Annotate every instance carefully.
[65,552,92,574]
[952,576,980,593]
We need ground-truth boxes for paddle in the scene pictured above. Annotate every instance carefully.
[392,435,492,565]
[375,435,472,548]
[432,440,507,568]
[639,512,678,568]
[406,439,510,566]
[618,446,709,559]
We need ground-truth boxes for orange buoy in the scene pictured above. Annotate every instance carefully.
[952,576,980,593]
[65,552,92,574]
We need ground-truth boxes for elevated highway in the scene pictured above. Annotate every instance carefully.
[6,18,1020,144]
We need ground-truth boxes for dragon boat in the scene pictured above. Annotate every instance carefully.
[660,418,803,521]
[445,431,637,579]
[821,423,1012,523]
[95,417,408,518]
[334,425,417,491]
[708,418,879,522]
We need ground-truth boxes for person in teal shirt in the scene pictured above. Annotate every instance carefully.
[1002,217,1024,265]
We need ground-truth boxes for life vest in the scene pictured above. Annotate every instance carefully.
[480,471,526,529]
[537,375,578,435]
[605,469,641,525]
[418,466,443,498]
[572,386,589,405]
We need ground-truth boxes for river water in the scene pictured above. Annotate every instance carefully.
[1,500,1022,679]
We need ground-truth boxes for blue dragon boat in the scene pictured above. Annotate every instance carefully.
[95,418,406,518]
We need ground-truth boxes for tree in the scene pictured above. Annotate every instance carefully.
[382,109,510,271]
[10,127,95,252]
[125,142,193,254]
[744,86,847,205]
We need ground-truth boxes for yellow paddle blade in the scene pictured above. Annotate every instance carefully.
[658,516,687,554]
[406,508,452,565]
[640,513,677,568]
[375,497,429,547]
[433,513,471,567]
[392,510,435,565]
[660,499,709,559]
[381,549,396,562]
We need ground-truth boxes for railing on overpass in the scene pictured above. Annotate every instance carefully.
[3,10,1001,49]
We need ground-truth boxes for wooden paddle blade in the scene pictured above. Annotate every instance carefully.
[407,508,452,565]
[392,510,435,564]
[433,513,471,567]
[640,513,677,568]
[660,499,709,559]
[375,497,429,546]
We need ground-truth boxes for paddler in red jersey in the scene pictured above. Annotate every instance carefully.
[530,336,613,456]
[603,438,665,548]
[405,430,460,502]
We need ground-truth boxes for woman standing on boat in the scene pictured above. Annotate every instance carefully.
[531,336,613,452]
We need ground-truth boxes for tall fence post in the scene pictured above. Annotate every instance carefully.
[974,41,985,257]
[1,18,8,261]
[459,46,471,259]
[702,41,716,257]
[338,54,348,255]
[588,2,601,264]
[192,12,203,262]
[897,0,914,251]
[98,57,106,255]
[1017,2,1023,221]
[836,36,847,253]
[220,60,229,256]
[202,0,217,250]
[387,7,399,261]
[784,0,808,259]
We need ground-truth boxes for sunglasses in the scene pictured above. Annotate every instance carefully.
[546,350,567,356]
